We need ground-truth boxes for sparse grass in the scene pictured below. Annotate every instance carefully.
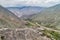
[42,29,60,40]
[43,23,57,30]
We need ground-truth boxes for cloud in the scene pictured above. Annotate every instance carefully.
[0,0,60,7]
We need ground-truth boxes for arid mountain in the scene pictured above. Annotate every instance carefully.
[0,5,60,40]
[30,4,60,29]
[0,5,26,28]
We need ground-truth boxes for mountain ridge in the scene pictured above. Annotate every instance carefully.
[7,6,44,17]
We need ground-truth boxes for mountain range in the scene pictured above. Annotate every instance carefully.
[7,6,44,18]
[6,4,60,29]
[0,4,60,40]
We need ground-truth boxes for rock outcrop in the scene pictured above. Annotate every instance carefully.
[0,28,51,40]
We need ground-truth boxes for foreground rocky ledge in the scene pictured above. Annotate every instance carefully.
[0,28,51,40]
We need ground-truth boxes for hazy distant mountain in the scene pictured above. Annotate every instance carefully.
[31,4,60,29]
[0,5,25,28]
[7,6,44,17]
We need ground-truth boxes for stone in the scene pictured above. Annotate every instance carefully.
[0,28,51,40]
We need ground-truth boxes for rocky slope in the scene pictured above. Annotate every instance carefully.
[0,28,51,40]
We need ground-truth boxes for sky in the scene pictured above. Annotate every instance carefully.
[0,0,60,7]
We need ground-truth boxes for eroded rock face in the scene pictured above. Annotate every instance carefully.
[0,28,51,40]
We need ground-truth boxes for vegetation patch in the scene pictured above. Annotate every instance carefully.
[42,29,60,40]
